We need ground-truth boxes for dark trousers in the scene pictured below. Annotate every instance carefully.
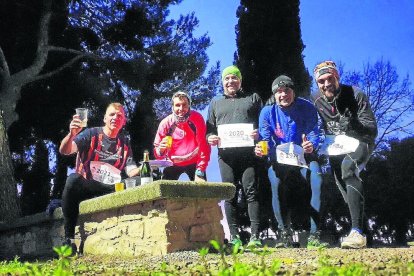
[329,142,372,230]
[162,163,197,181]
[218,150,260,238]
[62,173,114,238]
[270,162,316,231]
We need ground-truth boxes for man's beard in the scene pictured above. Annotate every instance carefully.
[173,110,190,123]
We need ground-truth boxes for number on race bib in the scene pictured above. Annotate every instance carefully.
[229,130,244,137]
[90,161,122,185]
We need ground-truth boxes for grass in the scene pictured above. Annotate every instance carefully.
[1,243,414,275]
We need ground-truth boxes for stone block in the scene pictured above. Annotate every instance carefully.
[126,221,144,239]
[0,180,234,258]
[189,224,213,242]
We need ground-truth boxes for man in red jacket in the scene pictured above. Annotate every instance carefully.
[153,91,210,181]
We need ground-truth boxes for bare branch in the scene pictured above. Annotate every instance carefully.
[0,46,10,77]
[28,49,106,84]
[28,54,86,83]
[10,0,52,86]
[344,59,414,152]
[47,46,89,56]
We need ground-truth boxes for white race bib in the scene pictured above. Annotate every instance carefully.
[276,142,308,168]
[217,123,254,148]
[90,161,122,185]
[319,135,360,156]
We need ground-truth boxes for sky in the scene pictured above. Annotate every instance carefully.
[169,0,414,183]
[171,0,414,77]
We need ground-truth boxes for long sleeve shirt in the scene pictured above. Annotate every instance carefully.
[153,110,210,171]
[311,84,378,145]
[259,97,320,162]
[206,92,262,156]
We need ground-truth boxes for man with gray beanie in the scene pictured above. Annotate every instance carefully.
[206,65,263,249]
[255,75,327,248]
[311,61,377,249]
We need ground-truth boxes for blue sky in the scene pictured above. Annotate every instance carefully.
[171,0,414,77]
[169,0,414,182]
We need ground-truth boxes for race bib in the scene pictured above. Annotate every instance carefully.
[90,161,122,185]
[217,123,254,148]
[319,135,360,156]
[276,142,308,168]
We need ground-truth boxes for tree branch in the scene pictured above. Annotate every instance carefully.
[28,54,86,83]
[0,46,10,77]
[10,0,52,86]
[27,48,105,84]
[48,45,89,56]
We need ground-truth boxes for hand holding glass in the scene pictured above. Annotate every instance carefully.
[165,136,173,149]
[75,108,88,127]
[258,141,268,156]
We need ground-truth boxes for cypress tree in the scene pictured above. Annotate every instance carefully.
[234,0,312,234]
[235,0,310,101]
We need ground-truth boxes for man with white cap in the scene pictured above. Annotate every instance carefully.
[311,61,377,249]
[206,65,263,249]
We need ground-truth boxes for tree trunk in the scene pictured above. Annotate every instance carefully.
[129,91,158,161]
[393,220,408,245]
[51,151,70,199]
[0,111,21,221]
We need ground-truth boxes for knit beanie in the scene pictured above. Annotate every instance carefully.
[271,75,294,93]
[222,65,242,81]
[171,91,192,106]
[313,60,340,80]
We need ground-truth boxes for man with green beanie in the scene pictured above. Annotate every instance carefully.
[206,65,263,249]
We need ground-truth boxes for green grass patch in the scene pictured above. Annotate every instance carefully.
[1,243,414,275]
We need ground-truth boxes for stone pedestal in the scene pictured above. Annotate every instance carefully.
[0,180,235,259]
[80,198,224,256]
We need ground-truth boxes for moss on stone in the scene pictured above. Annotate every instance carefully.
[80,180,235,215]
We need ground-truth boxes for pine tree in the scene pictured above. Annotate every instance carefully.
[0,0,219,220]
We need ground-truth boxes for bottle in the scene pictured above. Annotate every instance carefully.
[140,150,153,185]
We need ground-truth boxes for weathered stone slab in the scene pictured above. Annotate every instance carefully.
[0,180,235,259]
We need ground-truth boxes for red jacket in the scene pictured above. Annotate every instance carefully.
[153,110,211,171]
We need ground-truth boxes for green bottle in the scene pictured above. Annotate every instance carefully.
[140,150,153,185]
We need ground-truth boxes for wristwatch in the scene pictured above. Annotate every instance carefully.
[195,169,206,178]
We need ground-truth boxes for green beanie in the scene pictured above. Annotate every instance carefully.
[222,65,242,81]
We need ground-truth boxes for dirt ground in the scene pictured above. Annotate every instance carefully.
[75,247,414,275]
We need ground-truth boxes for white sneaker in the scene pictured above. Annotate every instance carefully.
[341,230,367,249]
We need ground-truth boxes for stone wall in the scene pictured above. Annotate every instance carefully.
[0,211,65,259]
[79,198,224,256]
[0,180,235,259]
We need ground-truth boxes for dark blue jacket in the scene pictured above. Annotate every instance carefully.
[259,97,320,161]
